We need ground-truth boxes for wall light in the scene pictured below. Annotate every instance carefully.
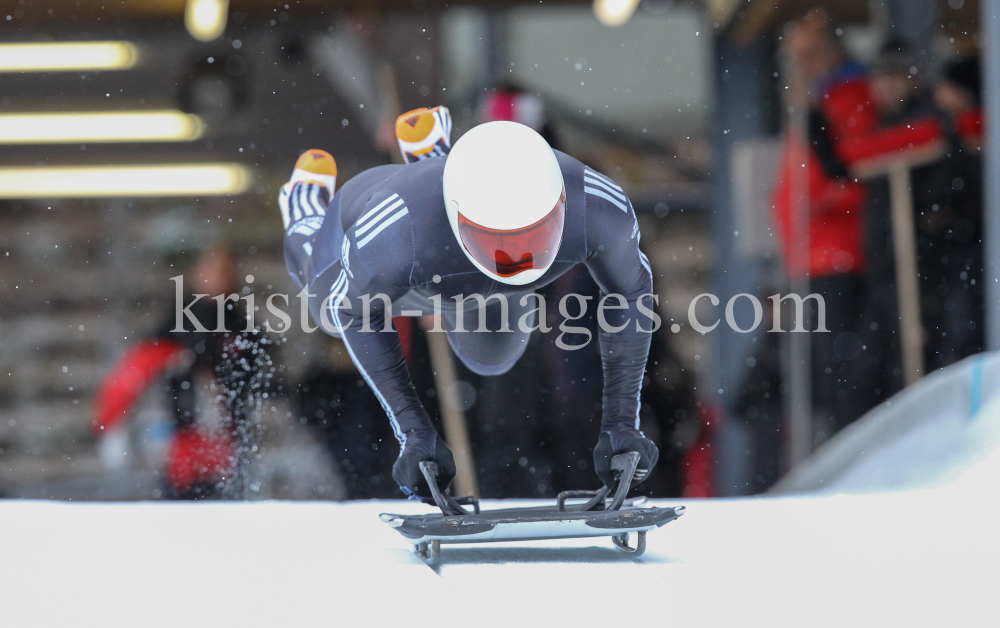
[0,42,137,73]
[0,164,252,198]
[593,0,642,27]
[0,111,204,144]
[186,0,230,42]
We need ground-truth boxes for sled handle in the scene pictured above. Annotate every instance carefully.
[556,487,609,512]
[556,452,641,512]
[607,452,641,511]
[418,461,479,515]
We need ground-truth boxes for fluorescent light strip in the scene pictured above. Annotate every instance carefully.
[0,164,252,198]
[0,111,204,144]
[0,42,137,72]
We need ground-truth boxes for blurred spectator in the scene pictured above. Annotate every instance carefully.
[92,248,261,499]
[769,18,960,453]
[868,41,932,121]
[858,42,986,395]
[936,58,983,152]
[916,56,984,369]
[482,83,560,148]
[854,40,934,405]
[771,9,871,435]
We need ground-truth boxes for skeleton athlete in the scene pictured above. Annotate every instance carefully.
[279,107,659,498]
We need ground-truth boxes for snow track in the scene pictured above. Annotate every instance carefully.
[2,471,997,627]
[4,356,1000,626]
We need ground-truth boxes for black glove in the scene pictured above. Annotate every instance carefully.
[392,428,456,499]
[593,428,659,489]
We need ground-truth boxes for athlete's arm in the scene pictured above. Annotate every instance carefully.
[326,190,456,496]
[581,168,659,486]
[582,169,654,424]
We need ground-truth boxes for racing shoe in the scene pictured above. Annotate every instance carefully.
[395,106,452,163]
[593,428,659,489]
[392,428,457,500]
[278,149,337,230]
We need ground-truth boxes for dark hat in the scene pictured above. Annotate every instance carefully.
[943,57,981,103]
[872,38,915,75]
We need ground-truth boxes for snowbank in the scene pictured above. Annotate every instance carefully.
[776,353,1000,493]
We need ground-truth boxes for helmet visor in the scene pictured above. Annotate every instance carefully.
[457,189,565,278]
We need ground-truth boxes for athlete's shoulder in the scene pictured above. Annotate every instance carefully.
[340,177,420,291]
[554,149,586,181]
[575,162,639,253]
[554,150,632,214]
[580,166,633,216]
[342,212,413,295]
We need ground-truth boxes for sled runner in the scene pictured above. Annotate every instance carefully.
[380,452,685,565]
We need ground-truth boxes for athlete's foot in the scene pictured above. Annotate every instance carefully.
[396,106,452,163]
[290,149,337,188]
[278,149,337,230]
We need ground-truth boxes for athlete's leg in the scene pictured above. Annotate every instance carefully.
[280,150,338,290]
[442,293,536,376]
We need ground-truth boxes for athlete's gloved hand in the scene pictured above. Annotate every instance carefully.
[593,427,659,489]
[392,428,456,499]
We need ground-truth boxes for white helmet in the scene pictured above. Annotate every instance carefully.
[442,121,566,286]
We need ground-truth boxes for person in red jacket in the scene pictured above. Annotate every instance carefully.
[771,10,873,434]
[92,248,256,499]
[774,29,948,278]
[856,42,987,397]
[772,13,955,433]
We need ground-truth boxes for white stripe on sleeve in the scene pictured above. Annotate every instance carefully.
[583,175,628,202]
[356,193,400,226]
[584,186,628,212]
[355,198,405,237]
[357,207,409,249]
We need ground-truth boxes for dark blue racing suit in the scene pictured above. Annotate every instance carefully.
[283,151,656,492]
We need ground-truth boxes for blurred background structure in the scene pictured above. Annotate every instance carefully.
[0,0,991,500]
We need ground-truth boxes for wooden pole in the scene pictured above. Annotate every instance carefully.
[423,327,480,497]
[852,142,944,386]
[785,104,812,470]
[887,164,924,385]
[984,0,1000,349]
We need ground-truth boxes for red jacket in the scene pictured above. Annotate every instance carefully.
[955,107,983,145]
[773,68,945,278]
[92,339,186,433]
[773,135,868,278]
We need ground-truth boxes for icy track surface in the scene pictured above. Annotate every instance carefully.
[2,449,998,628]
[7,359,999,626]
